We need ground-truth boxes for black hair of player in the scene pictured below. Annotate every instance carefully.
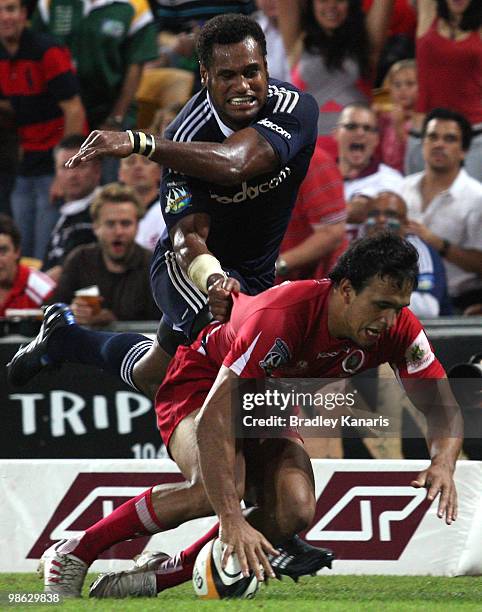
[197,14,267,69]
[329,232,419,293]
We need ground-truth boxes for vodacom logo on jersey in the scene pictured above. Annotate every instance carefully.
[210,166,291,204]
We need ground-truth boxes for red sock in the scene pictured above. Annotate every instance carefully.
[155,522,219,593]
[58,487,163,566]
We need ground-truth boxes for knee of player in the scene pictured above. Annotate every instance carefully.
[282,489,316,534]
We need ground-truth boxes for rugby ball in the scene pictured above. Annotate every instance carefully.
[192,537,259,599]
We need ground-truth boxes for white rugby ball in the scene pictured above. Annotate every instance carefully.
[192,537,259,599]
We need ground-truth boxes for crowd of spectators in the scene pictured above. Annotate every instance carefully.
[0,0,481,326]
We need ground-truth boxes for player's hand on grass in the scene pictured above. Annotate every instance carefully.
[207,275,241,323]
[219,516,278,581]
[65,130,133,168]
[411,463,457,525]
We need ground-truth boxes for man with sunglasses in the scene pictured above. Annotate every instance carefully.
[364,191,451,317]
[334,103,404,241]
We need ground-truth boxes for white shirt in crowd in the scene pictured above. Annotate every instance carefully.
[254,12,290,83]
[344,163,404,241]
[401,168,482,297]
[136,200,166,251]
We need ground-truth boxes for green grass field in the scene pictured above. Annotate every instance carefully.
[1,574,481,611]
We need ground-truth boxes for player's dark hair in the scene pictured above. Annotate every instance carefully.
[197,14,267,68]
[0,213,21,250]
[436,0,481,31]
[329,232,419,292]
[422,107,473,151]
[303,0,370,78]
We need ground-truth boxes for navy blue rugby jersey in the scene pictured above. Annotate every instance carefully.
[159,78,319,293]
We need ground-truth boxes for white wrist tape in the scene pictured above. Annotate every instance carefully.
[187,254,226,294]
[126,129,135,149]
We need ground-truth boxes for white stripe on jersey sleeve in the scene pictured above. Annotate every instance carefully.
[229,332,263,376]
[268,85,300,114]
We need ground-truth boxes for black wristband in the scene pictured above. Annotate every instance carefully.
[132,131,141,154]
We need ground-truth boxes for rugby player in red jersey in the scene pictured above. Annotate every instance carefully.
[36,234,462,598]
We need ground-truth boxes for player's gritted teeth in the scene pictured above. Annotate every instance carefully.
[228,95,257,108]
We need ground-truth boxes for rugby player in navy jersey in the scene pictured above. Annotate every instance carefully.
[9,13,318,397]
[8,14,329,587]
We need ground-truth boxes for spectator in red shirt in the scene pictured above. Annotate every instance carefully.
[0,213,56,316]
[0,0,86,260]
[275,145,347,281]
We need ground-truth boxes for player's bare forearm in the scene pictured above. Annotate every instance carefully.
[171,213,212,272]
[407,377,463,523]
[171,213,239,313]
[194,367,242,520]
[424,412,463,469]
[151,128,277,184]
[408,377,463,466]
[66,127,278,185]
[195,366,278,579]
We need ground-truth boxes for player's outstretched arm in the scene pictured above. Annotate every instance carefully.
[405,377,463,524]
[195,366,278,581]
[66,127,278,186]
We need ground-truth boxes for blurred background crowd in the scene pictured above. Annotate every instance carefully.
[0,0,480,321]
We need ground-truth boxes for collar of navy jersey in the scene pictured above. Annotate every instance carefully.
[207,92,234,138]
